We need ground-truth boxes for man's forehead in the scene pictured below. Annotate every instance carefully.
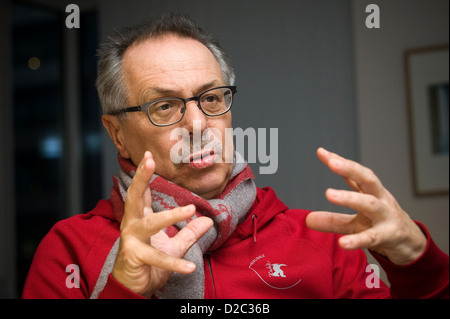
[123,35,224,102]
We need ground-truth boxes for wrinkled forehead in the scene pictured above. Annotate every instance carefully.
[121,35,224,100]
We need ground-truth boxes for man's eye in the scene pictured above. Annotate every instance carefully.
[204,95,219,103]
[158,104,171,111]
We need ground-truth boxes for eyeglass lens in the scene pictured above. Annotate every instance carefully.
[148,87,233,125]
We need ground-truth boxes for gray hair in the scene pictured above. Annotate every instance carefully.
[96,12,236,116]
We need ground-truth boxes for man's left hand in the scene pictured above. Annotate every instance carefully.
[306,147,427,265]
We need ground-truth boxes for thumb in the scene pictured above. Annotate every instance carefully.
[123,151,155,222]
[139,151,155,217]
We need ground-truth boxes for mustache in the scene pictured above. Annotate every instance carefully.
[177,132,223,159]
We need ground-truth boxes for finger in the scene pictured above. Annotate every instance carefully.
[306,211,355,235]
[133,204,197,241]
[317,147,385,197]
[134,240,197,274]
[338,229,381,251]
[124,151,155,221]
[317,148,360,192]
[172,217,214,255]
[325,189,386,219]
[343,177,362,193]
[127,151,155,201]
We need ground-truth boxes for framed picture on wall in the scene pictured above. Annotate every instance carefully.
[405,45,449,196]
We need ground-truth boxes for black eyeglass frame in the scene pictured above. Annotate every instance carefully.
[110,86,237,127]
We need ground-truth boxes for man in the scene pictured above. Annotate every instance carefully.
[22,13,448,299]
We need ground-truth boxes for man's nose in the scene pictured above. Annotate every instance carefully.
[182,100,208,134]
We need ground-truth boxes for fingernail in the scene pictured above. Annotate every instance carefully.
[140,160,149,171]
[328,189,340,199]
[183,204,195,212]
[340,237,351,248]
[186,262,196,271]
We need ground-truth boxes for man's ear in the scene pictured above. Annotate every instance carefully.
[102,114,131,159]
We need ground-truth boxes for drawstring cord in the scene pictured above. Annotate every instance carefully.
[252,215,258,243]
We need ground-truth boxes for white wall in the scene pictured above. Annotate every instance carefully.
[352,0,449,283]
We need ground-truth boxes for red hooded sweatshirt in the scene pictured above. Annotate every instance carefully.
[22,187,449,299]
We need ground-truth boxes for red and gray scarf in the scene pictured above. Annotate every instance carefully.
[91,152,256,299]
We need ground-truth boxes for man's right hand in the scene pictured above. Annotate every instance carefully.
[111,151,213,296]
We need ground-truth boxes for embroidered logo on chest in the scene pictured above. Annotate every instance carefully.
[248,254,302,290]
[266,262,287,277]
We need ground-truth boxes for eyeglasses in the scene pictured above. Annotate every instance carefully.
[111,86,237,127]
